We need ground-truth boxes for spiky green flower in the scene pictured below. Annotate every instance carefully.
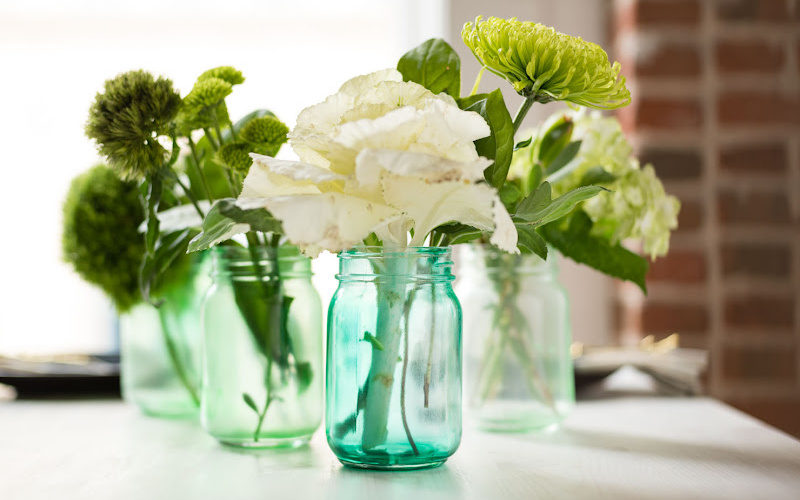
[462,16,630,109]
[177,77,232,134]
[62,165,145,312]
[239,116,289,146]
[86,70,181,179]
[198,66,245,85]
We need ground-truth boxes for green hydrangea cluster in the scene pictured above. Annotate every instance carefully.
[515,110,680,259]
[462,16,630,109]
[62,165,145,312]
[85,70,181,180]
[216,116,289,174]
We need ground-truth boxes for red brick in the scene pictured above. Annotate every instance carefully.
[637,43,701,77]
[722,242,793,278]
[632,98,703,130]
[716,39,786,74]
[727,396,800,437]
[718,91,800,126]
[717,190,791,225]
[724,295,795,328]
[722,344,796,382]
[648,249,707,283]
[642,302,709,333]
[677,199,704,231]
[716,0,792,23]
[719,142,787,174]
[640,147,703,180]
[617,0,701,29]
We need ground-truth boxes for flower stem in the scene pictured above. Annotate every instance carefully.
[253,356,274,442]
[469,67,486,97]
[157,308,199,406]
[423,282,436,408]
[400,289,419,456]
[512,97,535,135]
[167,171,205,219]
[203,128,219,151]
[187,137,214,202]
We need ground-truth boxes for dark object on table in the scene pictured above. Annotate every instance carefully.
[0,353,120,398]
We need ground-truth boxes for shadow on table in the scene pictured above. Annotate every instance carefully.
[535,427,800,471]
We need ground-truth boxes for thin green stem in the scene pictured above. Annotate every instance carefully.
[203,128,219,151]
[512,97,535,135]
[228,119,238,141]
[167,171,205,219]
[158,311,199,406]
[470,67,486,96]
[187,137,214,202]
[253,356,274,442]
[423,282,436,408]
[400,288,419,456]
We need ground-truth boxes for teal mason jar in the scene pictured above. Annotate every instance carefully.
[119,252,210,418]
[456,244,575,432]
[201,246,323,448]
[326,247,462,470]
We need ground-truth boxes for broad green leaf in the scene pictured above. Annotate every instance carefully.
[242,393,259,413]
[461,89,514,189]
[435,223,484,245]
[515,224,548,260]
[540,211,649,292]
[545,140,582,176]
[187,199,281,252]
[516,183,605,227]
[140,229,193,305]
[525,163,544,196]
[498,182,523,210]
[397,38,461,98]
[538,116,574,166]
[579,166,617,186]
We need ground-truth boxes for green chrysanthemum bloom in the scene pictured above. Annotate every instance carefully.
[217,141,254,174]
[239,116,289,146]
[176,77,233,134]
[62,165,145,312]
[462,16,631,109]
[198,66,245,85]
[86,70,181,180]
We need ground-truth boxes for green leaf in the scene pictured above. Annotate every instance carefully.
[545,140,582,176]
[435,223,484,245]
[460,89,514,189]
[516,183,605,227]
[397,38,461,98]
[362,331,385,351]
[295,362,313,392]
[515,224,548,260]
[187,199,281,252]
[538,116,574,166]
[540,211,649,292]
[242,393,259,413]
[579,166,616,186]
[525,163,544,196]
[140,229,193,305]
[514,136,532,150]
[498,182,523,209]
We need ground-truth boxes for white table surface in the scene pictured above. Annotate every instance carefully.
[2,397,799,500]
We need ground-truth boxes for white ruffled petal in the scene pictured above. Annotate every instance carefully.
[262,193,403,256]
[338,68,402,96]
[242,155,344,198]
[489,197,519,254]
[355,149,491,188]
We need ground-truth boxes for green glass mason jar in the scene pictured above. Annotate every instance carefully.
[119,252,210,418]
[201,246,323,448]
[326,247,462,470]
[455,244,575,432]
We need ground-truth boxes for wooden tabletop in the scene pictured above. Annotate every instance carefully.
[2,397,799,499]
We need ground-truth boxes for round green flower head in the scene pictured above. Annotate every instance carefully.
[239,116,289,146]
[198,66,245,86]
[217,141,254,174]
[177,76,233,134]
[86,71,181,180]
[462,16,631,109]
[62,165,145,312]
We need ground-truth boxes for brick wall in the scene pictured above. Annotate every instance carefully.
[611,0,800,436]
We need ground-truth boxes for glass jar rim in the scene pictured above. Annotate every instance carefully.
[338,245,451,259]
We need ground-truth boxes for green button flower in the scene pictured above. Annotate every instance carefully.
[462,16,630,109]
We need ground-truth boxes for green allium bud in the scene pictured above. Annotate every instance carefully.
[239,116,289,146]
[462,17,631,109]
[198,66,245,86]
[62,165,145,312]
[86,70,181,180]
